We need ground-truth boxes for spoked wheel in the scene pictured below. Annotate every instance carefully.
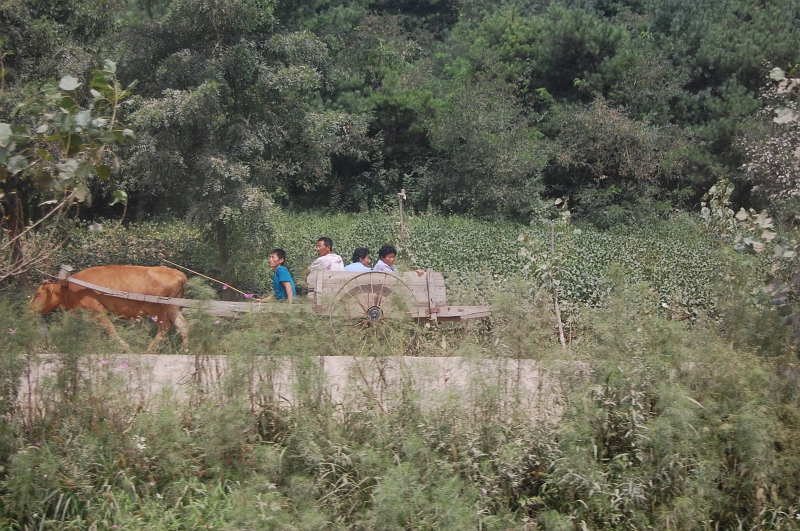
[329,272,421,356]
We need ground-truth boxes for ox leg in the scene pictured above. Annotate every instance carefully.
[146,320,169,354]
[167,306,190,353]
[94,313,134,354]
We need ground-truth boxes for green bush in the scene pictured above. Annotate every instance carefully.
[50,219,218,283]
[2,272,800,529]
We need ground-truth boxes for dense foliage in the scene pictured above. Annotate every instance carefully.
[2,0,800,272]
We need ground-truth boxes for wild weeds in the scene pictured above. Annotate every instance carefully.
[1,264,800,530]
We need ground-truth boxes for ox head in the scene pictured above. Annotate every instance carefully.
[30,281,63,314]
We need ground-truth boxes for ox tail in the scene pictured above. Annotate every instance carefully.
[179,274,188,298]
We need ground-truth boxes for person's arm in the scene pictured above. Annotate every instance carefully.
[282,282,293,304]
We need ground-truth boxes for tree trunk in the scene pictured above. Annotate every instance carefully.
[8,195,31,288]
[216,223,237,301]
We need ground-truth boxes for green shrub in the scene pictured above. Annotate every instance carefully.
[50,219,218,283]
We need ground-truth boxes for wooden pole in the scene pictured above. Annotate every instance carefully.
[398,189,407,256]
[551,222,567,349]
[162,259,251,298]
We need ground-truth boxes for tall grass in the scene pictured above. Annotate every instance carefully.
[4,211,799,529]
[2,260,800,530]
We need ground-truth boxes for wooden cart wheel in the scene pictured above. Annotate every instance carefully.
[328,272,421,355]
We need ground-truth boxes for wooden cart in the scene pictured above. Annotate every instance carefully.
[308,269,491,354]
[60,268,491,354]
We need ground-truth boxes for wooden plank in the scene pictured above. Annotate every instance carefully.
[67,277,283,314]
[435,306,492,321]
[67,277,197,307]
[404,305,491,321]
[183,301,296,317]
[315,271,324,312]
[426,268,439,322]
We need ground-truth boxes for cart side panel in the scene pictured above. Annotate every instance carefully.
[307,271,447,308]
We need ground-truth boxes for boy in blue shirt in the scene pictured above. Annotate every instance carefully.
[268,248,295,303]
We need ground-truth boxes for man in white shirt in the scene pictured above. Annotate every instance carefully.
[305,237,345,275]
[344,247,372,272]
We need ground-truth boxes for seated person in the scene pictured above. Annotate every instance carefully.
[344,247,372,272]
[373,244,399,273]
[305,237,344,276]
[260,248,295,303]
[373,244,425,276]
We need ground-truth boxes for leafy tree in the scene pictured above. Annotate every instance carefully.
[534,4,627,101]
[0,61,135,283]
[547,99,690,225]
[416,81,549,219]
[115,1,377,290]
[742,66,800,213]
[606,33,686,123]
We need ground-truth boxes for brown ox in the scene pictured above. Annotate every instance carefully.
[30,265,189,354]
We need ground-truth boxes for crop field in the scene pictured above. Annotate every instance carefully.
[49,211,737,327]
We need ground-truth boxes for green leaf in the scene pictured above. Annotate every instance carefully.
[103,60,117,74]
[97,165,112,181]
[0,123,11,147]
[58,113,73,135]
[109,189,128,205]
[37,149,54,162]
[73,184,92,206]
[33,169,54,189]
[66,137,85,157]
[100,131,117,144]
[42,81,60,96]
[90,75,113,95]
[60,96,78,112]
[75,159,93,179]
[11,125,30,144]
[59,75,82,91]
[7,155,28,175]
[27,101,44,116]
[36,124,48,134]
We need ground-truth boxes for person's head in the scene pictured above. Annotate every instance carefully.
[269,248,287,270]
[351,247,371,266]
[378,244,397,267]
[315,237,333,257]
